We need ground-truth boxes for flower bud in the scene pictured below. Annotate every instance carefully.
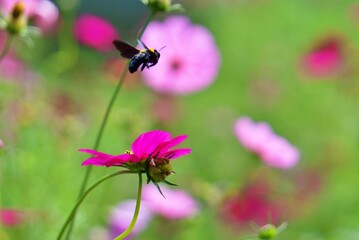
[147,158,173,183]
[141,0,184,13]
[258,224,277,239]
[11,1,25,19]
[7,1,27,34]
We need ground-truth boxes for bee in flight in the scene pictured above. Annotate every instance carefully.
[113,39,161,73]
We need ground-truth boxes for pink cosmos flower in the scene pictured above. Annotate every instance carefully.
[80,130,191,167]
[74,14,119,52]
[142,184,199,220]
[141,15,221,95]
[300,36,344,78]
[109,200,153,239]
[234,117,300,169]
[0,0,59,31]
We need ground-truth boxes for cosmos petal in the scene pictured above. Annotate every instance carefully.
[153,135,188,155]
[131,130,171,157]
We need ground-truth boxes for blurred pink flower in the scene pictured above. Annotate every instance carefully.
[0,138,4,148]
[141,15,221,95]
[221,180,282,226]
[80,130,191,167]
[259,135,300,169]
[0,51,26,78]
[142,184,199,220]
[300,37,344,78]
[234,117,300,169]
[0,0,59,31]
[109,200,153,239]
[0,35,35,80]
[74,14,119,52]
[0,209,24,226]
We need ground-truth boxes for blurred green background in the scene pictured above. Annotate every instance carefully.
[1,0,359,239]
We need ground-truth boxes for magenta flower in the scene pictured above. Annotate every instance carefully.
[0,0,59,31]
[300,36,344,78]
[109,200,153,239]
[74,14,119,52]
[80,130,191,187]
[234,117,300,169]
[80,130,191,167]
[142,184,199,220]
[141,15,221,95]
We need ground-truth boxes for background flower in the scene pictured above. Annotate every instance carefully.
[141,15,221,95]
[109,200,153,239]
[221,179,283,227]
[74,14,119,52]
[299,36,345,78]
[0,0,59,31]
[234,117,300,169]
[0,209,24,226]
[142,184,199,219]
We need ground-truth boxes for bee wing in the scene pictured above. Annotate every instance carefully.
[137,39,149,50]
[113,40,140,59]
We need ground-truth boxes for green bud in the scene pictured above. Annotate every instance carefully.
[147,158,174,183]
[258,224,277,239]
[141,0,184,13]
[7,1,27,35]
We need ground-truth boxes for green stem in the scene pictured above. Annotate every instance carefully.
[0,34,14,62]
[57,170,136,240]
[114,173,143,240]
[138,10,155,39]
[64,11,156,240]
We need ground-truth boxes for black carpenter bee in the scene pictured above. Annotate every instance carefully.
[113,39,161,73]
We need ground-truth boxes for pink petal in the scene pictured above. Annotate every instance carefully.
[260,136,300,169]
[159,148,192,160]
[131,130,171,157]
[32,0,59,31]
[106,153,140,165]
[79,149,116,166]
[234,117,274,152]
[81,157,108,166]
[78,149,113,158]
[152,134,188,156]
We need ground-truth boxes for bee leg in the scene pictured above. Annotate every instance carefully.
[140,63,147,71]
[147,62,155,68]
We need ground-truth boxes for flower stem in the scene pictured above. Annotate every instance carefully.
[63,11,156,240]
[56,170,136,240]
[63,60,129,240]
[114,173,143,240]
[0,34,14,62]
